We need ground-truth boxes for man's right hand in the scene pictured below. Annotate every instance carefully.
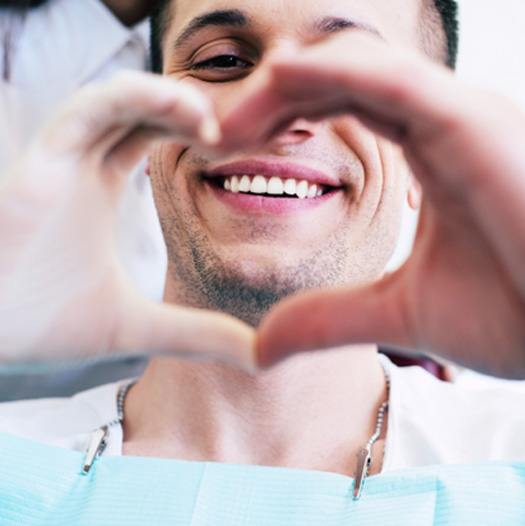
[0,72,255,367]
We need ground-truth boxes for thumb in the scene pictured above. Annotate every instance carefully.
[256,274,410,367]
[118,296,257,371]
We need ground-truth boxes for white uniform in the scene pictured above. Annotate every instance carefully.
[0,357,523,471]
[0,0,167,301]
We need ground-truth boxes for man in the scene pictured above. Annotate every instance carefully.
[0,0,524,522]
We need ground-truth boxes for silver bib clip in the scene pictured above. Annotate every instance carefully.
[81,425,109,475]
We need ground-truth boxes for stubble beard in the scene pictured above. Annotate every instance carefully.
[161,214,355,328]
[155,151,392,328]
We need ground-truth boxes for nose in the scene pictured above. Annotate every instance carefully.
[269,118,321,151]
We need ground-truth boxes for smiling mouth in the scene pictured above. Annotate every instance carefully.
[203,174,341,200]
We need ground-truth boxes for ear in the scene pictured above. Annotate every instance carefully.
[407,173,422,210]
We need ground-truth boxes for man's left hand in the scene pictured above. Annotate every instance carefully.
[220,32,525,378]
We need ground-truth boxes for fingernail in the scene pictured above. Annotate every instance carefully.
[236,344,260,375]
[239,360,261,376]
[215,348,260,375]
[199,117,222,145]
[254,340,285,371]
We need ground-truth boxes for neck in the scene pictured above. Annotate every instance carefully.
[123,347,388,476]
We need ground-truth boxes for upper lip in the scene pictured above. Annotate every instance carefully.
[204,160,344,188]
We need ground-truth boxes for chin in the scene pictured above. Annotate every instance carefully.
[219,252,312,288]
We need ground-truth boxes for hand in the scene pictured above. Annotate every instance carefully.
[0,71,254,367]
[221,33,525,378]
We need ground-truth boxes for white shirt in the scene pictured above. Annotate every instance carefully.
[0,357,524,472]
[0,0,167,300]
[455,368,525,392]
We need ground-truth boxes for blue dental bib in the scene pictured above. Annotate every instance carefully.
[0,432,524,525]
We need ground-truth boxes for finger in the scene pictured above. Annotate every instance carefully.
[268,34,463,140]
[256,273,411,368]
[220,87,349,152]
[40,71,220,159]
[221,32,464,152]
[118,294,257,372]
[218,71,290,150]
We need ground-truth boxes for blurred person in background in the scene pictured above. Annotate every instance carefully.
[0,0,166,399]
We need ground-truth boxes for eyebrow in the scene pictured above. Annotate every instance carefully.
[315,16,383,39]
[172,10,382,51]
[173,9,249,50]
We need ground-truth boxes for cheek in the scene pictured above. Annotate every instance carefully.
[331,116,390,215]
[375,141,410,222]
[161,76,246,170]
[149,144,187,219]
[332,116,409,257]
[333,115,408,201]
[153,144,181,183]
[178,76,243,122]
[371,143,411,256]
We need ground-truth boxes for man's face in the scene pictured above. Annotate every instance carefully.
[151,0,421,325]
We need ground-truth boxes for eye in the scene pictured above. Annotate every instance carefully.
[191,54,253,71]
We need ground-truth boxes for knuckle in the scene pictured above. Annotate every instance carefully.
[380,60,421,107]
[383,80,413,108]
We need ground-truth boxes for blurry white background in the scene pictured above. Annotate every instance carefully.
[458,0,525,108]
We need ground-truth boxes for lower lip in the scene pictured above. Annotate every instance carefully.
[206,181,341,214]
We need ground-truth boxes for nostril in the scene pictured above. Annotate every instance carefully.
[291,129,314,140]
[270,118,319,147]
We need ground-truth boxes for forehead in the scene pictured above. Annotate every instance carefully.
[165,0,422,49]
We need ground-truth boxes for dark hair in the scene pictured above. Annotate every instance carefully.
[432,0,459,68]
[150,0,171,75]
[150,0,459,73]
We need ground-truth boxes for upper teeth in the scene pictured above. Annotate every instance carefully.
[223,175,324,199]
